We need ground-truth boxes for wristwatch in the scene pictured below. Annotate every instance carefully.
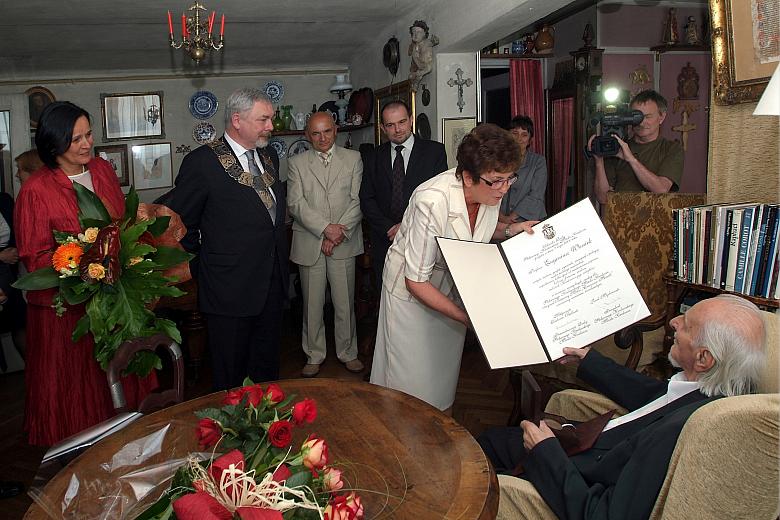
[504,226,512,239]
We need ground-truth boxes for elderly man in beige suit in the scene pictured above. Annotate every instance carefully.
[288,112,365,377]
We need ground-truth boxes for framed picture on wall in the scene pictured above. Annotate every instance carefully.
[442,117,476,169]
[25,86,56,129]
[100,91,165,141]
[131,142,172,190]
[94,144,130,187]
[710,0,778,105]
[374,79,416,144]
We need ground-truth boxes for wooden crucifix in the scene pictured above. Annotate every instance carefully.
[447,67,473,113]
[672,110,696,151]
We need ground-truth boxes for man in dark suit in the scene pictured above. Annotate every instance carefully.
[169,87,288,390]
[359,100,448,284]
[479,294,767,519]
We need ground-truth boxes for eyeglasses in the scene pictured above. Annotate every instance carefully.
[479,174,518,188]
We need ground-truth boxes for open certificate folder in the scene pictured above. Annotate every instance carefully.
[437,198,650,369]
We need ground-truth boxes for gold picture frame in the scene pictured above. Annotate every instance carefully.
[374,79,416,144]
[710,0,777,105]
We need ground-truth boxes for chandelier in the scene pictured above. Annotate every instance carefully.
[167,2,224,64]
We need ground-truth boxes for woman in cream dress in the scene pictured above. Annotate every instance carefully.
[370,124,536,412]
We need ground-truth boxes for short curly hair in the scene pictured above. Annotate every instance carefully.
[455,123,521,183]
[409,20,429,38]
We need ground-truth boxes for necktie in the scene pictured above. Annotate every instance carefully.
[318,151,332,167]
[390,145,405,221]
[245,149,276,224]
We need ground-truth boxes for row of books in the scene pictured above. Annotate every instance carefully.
[673,202,780,299]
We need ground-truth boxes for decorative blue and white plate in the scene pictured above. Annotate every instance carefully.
[263,81,284,103]
[268,137,286,159]
[288,138,312,158]
[193,121,217,144]
[189,90,218,119]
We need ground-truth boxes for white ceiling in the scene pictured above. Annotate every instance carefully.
[0,0,427,80]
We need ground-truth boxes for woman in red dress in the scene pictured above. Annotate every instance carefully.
[14,102,156,446]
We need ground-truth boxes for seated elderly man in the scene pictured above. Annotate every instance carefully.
[478,294,767,519]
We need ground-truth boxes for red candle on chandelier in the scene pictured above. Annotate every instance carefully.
[167,11,174,36]
[208,11,216,35]
[181,13,188,38]
[220,14,225,37]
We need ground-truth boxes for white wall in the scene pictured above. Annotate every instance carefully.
[0,71,354,200]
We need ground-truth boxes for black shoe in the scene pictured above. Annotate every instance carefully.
[0,481,24,499]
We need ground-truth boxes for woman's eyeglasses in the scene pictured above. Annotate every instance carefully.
[479,174,518,188]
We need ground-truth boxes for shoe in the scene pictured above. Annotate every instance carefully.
[343,358,364,373]
[0,481,23,499]
[301,363,321,377]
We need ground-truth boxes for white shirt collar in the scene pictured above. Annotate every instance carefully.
[667,371,701,400]
[223,132,251,158]
[398,133,415,151]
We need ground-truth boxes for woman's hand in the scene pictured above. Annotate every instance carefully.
[509,220,539,237]
[0,247,19,264]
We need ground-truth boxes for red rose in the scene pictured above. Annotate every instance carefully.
[235,507,284,520]
[344,492,364,519]
[222,388,244,405]
[322,466,344,493]
[208,449,245,486]
[291,398,317,425]
[323,495,353,520]
[196,418,221,448]
[265,383,285,404]
[242,384,264,407]
[268,420,293,448]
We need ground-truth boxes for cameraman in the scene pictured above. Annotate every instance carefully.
[591,90,683,205]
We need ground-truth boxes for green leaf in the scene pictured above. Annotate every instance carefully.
[284,469,313,489]
[123,188,139,224]
[146,215,171,237]
[73,182,111,227]
[81,218,109,230]
[124,350,162,378]
[60,277,98,305]
[150,245,193,268]
[12,268,61,290]
[73,314,91,341]
[242,376,255,387]
[53,230,74,244]
[154,318,182,344]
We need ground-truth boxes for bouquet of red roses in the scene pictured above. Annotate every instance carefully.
[135,379,363,520]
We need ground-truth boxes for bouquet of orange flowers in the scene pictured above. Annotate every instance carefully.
[135,379,363,520]
[13,184,192,377]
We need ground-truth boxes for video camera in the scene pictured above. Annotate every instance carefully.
[588,88,645,157]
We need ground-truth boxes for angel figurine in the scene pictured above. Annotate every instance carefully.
[408,20,438,91]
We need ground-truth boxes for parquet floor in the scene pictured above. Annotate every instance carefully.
[0,306,514,519]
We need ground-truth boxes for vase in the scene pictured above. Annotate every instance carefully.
[281,105,293,131]
[534,25,554,54]
[294,112,306,131]
[272,108,284,132]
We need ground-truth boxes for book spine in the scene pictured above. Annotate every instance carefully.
[681,208,690,282]
[687,208,695,283]
[759,207,780,297]
[724,209,742,292]
[750,205,771,296]
[734,207,753,294]
[702,209,712,286]
[672,209,680,279]
[720,209,734,290]
[755,206,778,296]
[743,205,763,295]
[711,207,725,287]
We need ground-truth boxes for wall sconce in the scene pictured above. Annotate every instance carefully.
[146,104,160,126]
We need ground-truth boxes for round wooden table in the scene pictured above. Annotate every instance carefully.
[25,379,498,519]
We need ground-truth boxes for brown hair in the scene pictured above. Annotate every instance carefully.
[456,123,521,182]
[14,149,44,173]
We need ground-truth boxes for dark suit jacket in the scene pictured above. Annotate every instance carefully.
[525,351,717,520]
[0,193,17,293]
[168,137,288,317]
[359,137,447,270]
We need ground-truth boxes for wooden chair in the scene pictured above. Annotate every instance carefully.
[107,334,184,414]
[498,309,780,520]
[507,192,707,426]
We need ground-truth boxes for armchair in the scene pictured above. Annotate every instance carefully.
[507,192,707,426]
[498,309,780,519]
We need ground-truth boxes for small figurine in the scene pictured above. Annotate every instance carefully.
[408,20,439,91]
[663,8,680,45]
[677,62,700,100]
[684,16,700,45]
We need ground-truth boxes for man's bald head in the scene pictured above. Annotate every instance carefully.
[306,112,337,153]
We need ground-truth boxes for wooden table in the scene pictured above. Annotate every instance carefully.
[25,379,498,519]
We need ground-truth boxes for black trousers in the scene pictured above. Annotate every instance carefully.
[477,427,528,475]
[203,265,285,391]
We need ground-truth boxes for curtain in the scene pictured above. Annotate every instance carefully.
[551,98,574,214]
[509,59,545,155]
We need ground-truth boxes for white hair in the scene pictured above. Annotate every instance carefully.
[695,294,767,397]
[224,88,272,128]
